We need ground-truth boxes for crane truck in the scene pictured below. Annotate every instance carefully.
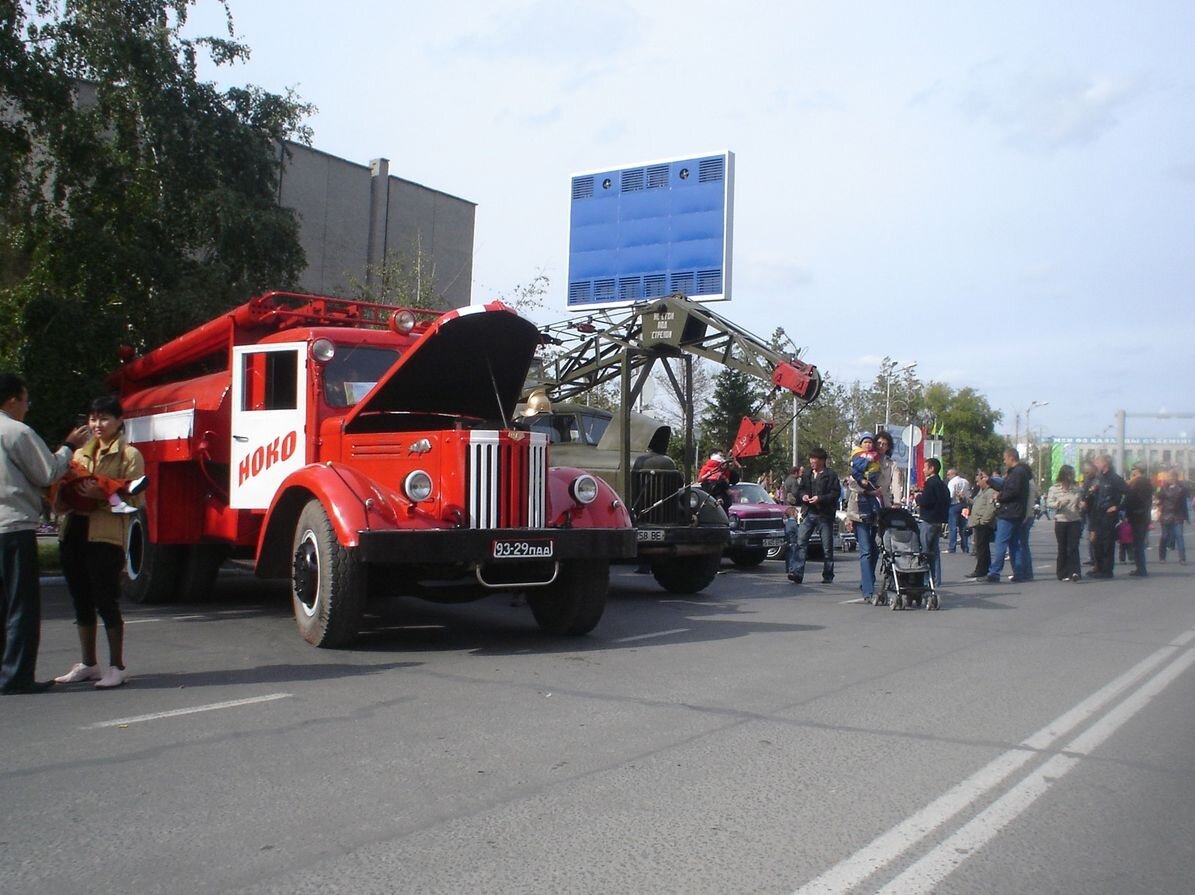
[520,294,821,594]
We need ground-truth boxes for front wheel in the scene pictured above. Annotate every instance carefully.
[527,560,609,635]
[652,552,721,594]
[291,499,366,648]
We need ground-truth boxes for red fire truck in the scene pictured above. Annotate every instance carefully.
[110,291,636,646]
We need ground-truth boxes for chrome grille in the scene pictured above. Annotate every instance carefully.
[740,518,784,532]
[466,431,546,529]
[631,468,686,525]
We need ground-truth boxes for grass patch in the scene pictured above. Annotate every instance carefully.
[38,537,62,574]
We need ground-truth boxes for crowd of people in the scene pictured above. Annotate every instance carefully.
[774,430,1191,604]
[0,373,144,695]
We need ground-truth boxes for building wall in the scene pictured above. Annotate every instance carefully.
[1044,438,1195,481]
[278,144,475,309]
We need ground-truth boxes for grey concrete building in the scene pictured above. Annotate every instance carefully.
[3,81,476,309]
[279,145,475,308]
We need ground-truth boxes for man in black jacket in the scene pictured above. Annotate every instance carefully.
[786,447,841,585]
[1124,463,1153,577]
[915,458,950,586]
[986,448,1031,582]
[1084,454,1127,578]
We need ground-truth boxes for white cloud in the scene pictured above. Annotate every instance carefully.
[961,67,1147,153]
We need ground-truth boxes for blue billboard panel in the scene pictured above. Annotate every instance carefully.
[567,151,734,310]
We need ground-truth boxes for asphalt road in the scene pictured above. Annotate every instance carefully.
[2,526,1193,895]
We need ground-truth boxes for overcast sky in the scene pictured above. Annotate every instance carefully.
[186,1,1194,439]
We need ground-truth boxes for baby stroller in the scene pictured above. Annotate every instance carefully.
[875,507,940,611]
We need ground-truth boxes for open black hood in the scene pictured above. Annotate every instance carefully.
[344,303,540,426]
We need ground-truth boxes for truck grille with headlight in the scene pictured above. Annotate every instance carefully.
[466,431,547,528]
[631,468,687,525]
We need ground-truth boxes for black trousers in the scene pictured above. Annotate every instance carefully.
[1055,520,1083,579]
[1091,516,1117,576]
[0,529,42,689]
[1129,518,1149,575]
[968,524,993,577]
[60,516,125,628]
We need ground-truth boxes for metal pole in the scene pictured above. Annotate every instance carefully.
[683,355,694,482]
[791,393,798,469]
[884,374,892,431]
[1116,409,1126,473]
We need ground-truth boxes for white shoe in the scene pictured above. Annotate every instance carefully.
[95,667,128,689]
[110,502,139,514]
[55,662,101,683]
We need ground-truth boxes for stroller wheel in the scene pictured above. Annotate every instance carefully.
[928,592,940,611]
[891,594,904,611]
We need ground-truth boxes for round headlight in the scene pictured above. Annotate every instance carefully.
[687,489,702,512]
[570,474,599,505]
[728,514,741,529]
[311,338,336,363]
[389,309,417,334]
[403,470,433,502]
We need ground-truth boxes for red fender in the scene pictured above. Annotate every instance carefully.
[256,464,394,577]
[546,466,633,530]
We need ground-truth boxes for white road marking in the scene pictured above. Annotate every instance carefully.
[876,646,1195,894]
[82,693,293,729]
[613,628,690,643]
[123,618,163,625]
[171,614,206,620]
[792,628,1195,894]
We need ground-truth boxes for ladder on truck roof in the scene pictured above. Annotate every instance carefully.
[111,291,443,390]
[526,293,822,482]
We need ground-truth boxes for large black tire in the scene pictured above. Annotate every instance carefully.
[651,552,721,594]
[728,548,767,568]
[291,499,367,648]
[527,560,609,635]
[176,543,232,603]
[123,510,183,604]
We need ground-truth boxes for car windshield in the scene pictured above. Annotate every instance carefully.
[731,483,772,504]
[323,346,401,407]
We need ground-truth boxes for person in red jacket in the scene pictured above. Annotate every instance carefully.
[698,449,737,512]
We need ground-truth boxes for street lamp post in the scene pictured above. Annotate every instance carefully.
[884,362,917,430]
[1025,400,1048,489]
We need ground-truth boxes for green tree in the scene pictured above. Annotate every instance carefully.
[867,356,925,433]
[699,366,768,479]
[922,383,1006,476]
[1,1,313,434]
[347,246,450,310]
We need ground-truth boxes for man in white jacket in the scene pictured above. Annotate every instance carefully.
[0,374,90,694]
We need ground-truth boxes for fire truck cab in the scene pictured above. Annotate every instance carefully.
[113,292,636,647]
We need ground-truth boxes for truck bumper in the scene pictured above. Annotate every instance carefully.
[357,527,637,565]
[727,529,786,551]
[633,524,729,558]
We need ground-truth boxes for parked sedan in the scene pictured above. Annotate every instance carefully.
[724,482,787,567]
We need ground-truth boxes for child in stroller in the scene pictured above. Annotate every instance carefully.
[875,507,940,610]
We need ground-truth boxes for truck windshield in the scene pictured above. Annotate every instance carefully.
[323,346,401,407]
